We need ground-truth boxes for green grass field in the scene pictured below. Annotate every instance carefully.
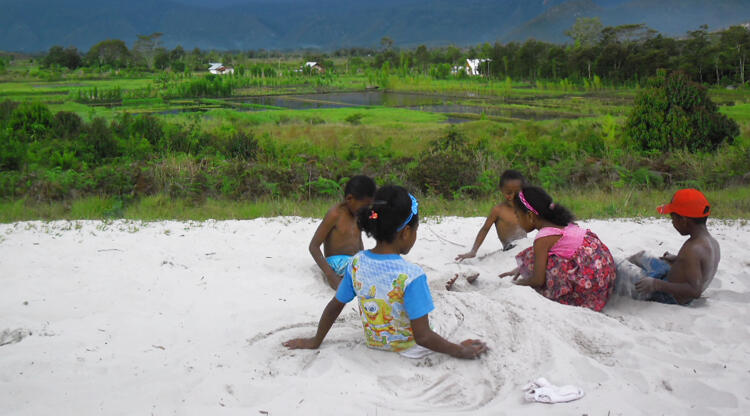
[1,66,749,222]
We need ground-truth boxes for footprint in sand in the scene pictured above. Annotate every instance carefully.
[0,328,32,347]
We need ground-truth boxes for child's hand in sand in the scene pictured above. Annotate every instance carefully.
[282,338,320,350]
[635,277,658,294]
[453,339,488,359]
[499,267,520,281]
[455,251,477,262]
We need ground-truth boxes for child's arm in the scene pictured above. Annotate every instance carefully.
[283,297,346,349]
[411,315,487,359]
[513,236,559,287]
[455,206,500,261]
[309,209,342,289]
[636,251,704,300]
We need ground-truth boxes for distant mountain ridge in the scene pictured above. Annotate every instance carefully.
[0,0,748,52]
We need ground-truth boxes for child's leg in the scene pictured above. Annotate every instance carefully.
[614,258,650,300]
[624,253,680,304]
[626,251,670,279]
[647,290,679,305]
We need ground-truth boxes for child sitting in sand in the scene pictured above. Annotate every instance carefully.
[455,170,528,261]
[286,185,488,359]
[309,175,376,290]
[499,186,616,312]
[615,189,720,305]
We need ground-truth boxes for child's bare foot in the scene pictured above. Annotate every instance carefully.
[445,273,459,290]
[446,273,480,289]
[627,250,646,267]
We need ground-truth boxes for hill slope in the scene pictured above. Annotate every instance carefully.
[0,0,747,51]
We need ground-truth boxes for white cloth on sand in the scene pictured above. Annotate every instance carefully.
[523,377,585,404]
[399,344,433,359]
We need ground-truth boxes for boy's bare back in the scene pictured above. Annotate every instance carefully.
[667,232,720,304]
[322,202,363,257]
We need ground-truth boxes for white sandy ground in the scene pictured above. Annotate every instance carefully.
[0,217,749,416]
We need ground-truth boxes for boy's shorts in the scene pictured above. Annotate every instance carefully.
[616,255,682,305]
[641,257,680,305]
[326,255,353,277]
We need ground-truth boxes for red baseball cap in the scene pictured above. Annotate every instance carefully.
[657,189,711,218]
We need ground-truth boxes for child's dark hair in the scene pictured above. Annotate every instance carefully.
[514,186,574,226]
[500,169,527,188]
[344,175,376,200]
[357,185,418,243]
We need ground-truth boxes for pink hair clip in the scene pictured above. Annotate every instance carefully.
[369,211,378,220]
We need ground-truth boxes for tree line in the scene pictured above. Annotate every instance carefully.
[36,19,750,86]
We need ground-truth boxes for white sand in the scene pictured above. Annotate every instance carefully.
[1,217,749,415]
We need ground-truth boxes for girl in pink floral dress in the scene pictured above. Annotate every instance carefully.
[499,186,615,312]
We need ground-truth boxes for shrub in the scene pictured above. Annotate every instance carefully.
[83,117,119,160]
[9,102,53,142]
[0,99,19,123]
[345,113,364,125]
[307,176,341,198]
[52,111,84,140]
[409,127,478,198]
[0,127,25,170]
[130,114,164,146]
[625,71,739,152]
[224,130,258,160]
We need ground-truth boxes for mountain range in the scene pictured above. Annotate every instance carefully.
[1,0,748,52]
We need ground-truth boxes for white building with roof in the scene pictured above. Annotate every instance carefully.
[208,62,234,75]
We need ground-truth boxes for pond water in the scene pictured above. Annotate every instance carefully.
[229,91,447,109]
[155,91,590,121]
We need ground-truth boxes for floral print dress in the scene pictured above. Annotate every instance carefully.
[516,224,616,312]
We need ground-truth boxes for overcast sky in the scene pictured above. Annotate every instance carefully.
[171,0,311,6]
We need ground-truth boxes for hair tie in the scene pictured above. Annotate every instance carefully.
[369,211,378,220]
[549,203,555,210]
[396,194,419,232]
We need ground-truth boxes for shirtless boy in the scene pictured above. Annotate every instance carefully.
[627,189,721,305]
[309,175,375,289]
[455,170,527,261]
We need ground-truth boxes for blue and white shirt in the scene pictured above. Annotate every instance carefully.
[336,250,434,352]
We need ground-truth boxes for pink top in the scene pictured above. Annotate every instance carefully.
[535,223,587,259]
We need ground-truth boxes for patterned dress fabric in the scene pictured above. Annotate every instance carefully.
[516,227,616,312]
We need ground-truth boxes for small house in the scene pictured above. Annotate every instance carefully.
[208,62,234,75]
[304,61,325,74]
[465,59,491,76]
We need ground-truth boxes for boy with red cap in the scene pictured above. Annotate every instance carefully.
[617,189,720,305]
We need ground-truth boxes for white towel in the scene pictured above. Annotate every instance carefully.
[522,377,585,404]
[399,344,433,359]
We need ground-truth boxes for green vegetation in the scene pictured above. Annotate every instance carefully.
[626,71,739,152]
[2,186,748,223]
[1,24,750,222]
